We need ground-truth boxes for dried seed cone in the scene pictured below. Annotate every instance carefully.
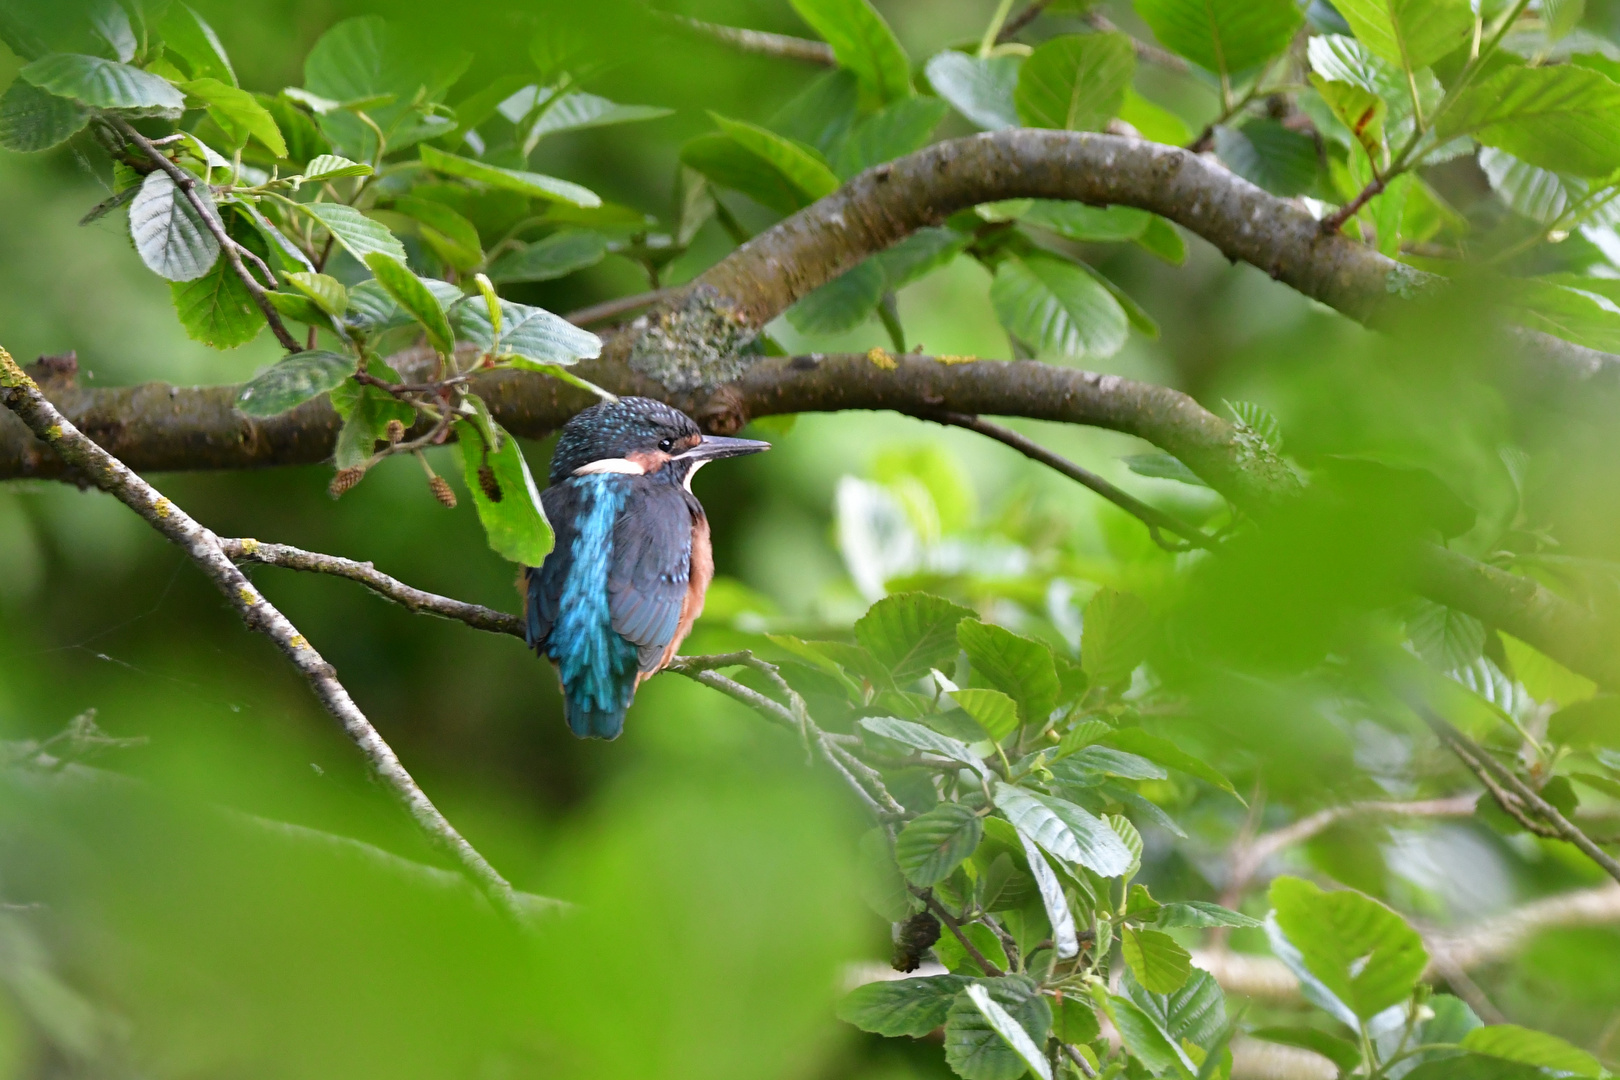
[384,419,406,443]
[477,464,503,502]
[429,475,457,508]
[891,910,941,973]
[328,467,364,498]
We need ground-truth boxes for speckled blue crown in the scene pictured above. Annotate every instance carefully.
[548,397,700,483]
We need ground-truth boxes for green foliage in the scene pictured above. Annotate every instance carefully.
[0,79,87,151]
[1015,34,1135,132]
[183,77,286,157]
[129,172,220,282]
[838,975,970,1036]
[1121,927,1192,994]
[487,230,606,284]
[926,51,1020,131]
[895,802,983,886]
[171,260,262,349]
[855,591,974,684]
[453,418,554,565]
[20,53,184,112]
[958,619,1059,725]
[1437,65,1620,177]
[1133,0,1303,79]
[236,351,353,417]
[789,0,913,106]
[1334,0,1473,72]
[1270,876,1429,1019]
[1462,1025,1604,1077]
[944,977,1052,1080]
[990,253,1129,361]
[419,144,600,207]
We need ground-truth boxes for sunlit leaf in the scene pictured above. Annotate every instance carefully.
[419,144,601,208]
[1121,927,1192,994]
[895,802,983,886]
[789,0,913,106]
[183,77,287,157]
[1333,0,1472,71]
[1133,0,1303,79]
[454,416,553,565]
[1270,876,1428,1020]
[1015,33,1135,132]
[299,202,408,264]
[958,619,1060,725]
[925,51,1020,131]
[171,260,261,349]
[1437,65,1620,177]
[991,253,1130,361]
[363,253,454,354]
[21,53,184,112]
[236,351,353,416]
[855,591,976,684]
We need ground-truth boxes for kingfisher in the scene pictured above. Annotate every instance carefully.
[523,396,769,739]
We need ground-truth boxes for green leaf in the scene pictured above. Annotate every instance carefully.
[1549,696,1620,748]
[1081,588,1152,688]
[1250,1027,1363,1074]
[895,802,984,886]
[1437,64,1620,178]
[858,827,914,921]
[1015,33,1136,132]
[876,226,972,290]
[1406,598,1486,672]
[1136,216,1187,264]
[1133,0,1303,79]
[1269,876,1428,1020]
[20,53,184,112]
[1214,120,1321,197]
[1403,1056,1560,1080]
[486,230,606,284]
[679,135,799,217]
[855,591,976,684]
[0,78,87,151]
[992,783,1134,876]
[1052,995,1100,1045]
[284,272,348,318]
[961,983,1053,1080]
[991,253,1129,361]
[1060,747,1166,781]
[790,0,913,106]
[454,417,553,566]
[265,290,328,325]
[936,921,1012,976]
[159,4,235,86]
[926,51,1021,131]
[861,716,989,774]
[709,113,840,203]
[1121,87,1191,144]
[950,688,1020,742]
[958,619,1060,725]
[835,96,949,177]
[1104,992,1197,1075]
[1508,278,1620,352]
[787,259,885,334]
[331,381,414,470]
[302,15,469,159]
[1016,827,1080,959]
[1019,202,1151,243]
[363,253,454,355]
[448,296,602,365]
[419,144,600,208]
[944,976,1053,1080]
[302,154,372,181]
[837,975,970,1037]
[1121,927,1192,994]
[1461,1025,1602,1078]
[1102,729,1239,798]
[299,202,408,264]
[1333,0,1472,72]
[1124,967,1227,1050]
[171,260,261,349]
[388,194,483,272]
[236,351,353,416]
[1125,454,1207,488]
[182,77,286,157]
[129,171,220,282]
[523,90,672,150]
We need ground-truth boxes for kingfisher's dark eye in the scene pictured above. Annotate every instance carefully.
[658,437,673,452]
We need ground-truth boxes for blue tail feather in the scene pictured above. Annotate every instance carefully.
[546,474,640,740]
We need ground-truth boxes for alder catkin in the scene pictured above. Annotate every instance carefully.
[384,419,406,443]
[477,464,503,502]
[328,467,364,498]
[429,475,457,508]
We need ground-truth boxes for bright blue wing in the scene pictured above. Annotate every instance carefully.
[609,481,696,672]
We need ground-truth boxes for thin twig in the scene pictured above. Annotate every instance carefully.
[1321,175,1387,236]
[914,887,1006,978]
[996,0,1052,43]
[1061,1043,1098,1079]
[564,287,683,327]
[112,118,302,353]
[928,411,1215,550]
[1422,707,1620,884]
[1225,795,1479,899]
[0,347,524,924]
[1081,12,1189,71]
[659,12,835,65]
[219,538,526,637]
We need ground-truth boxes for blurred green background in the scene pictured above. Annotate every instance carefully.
[5,0,1620,1076]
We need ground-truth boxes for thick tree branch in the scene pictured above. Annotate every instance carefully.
[0,347,525,924]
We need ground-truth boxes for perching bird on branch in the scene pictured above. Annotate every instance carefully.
[523,397,769,739]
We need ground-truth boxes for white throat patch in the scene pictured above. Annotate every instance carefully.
[573,457,646,476]
[682,457,709,493]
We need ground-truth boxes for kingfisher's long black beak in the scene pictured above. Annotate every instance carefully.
[680,435,771,461]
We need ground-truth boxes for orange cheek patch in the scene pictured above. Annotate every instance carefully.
[626,449,671,472]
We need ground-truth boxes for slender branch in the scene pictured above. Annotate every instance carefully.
[0,347,524,924]
[1224,795,1478,899]
[660,12,835,65]
[1321,175,1387,236]
[564,287,683,327]
[220,538,526,637]
[914,887,1007,978]
[998,0,1053,43]
[111,118,302,353]
[1422,708,1620,884]
[1061,1042,1098,1079]
[927,410,1214,549]
[1080,12,1188,71]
